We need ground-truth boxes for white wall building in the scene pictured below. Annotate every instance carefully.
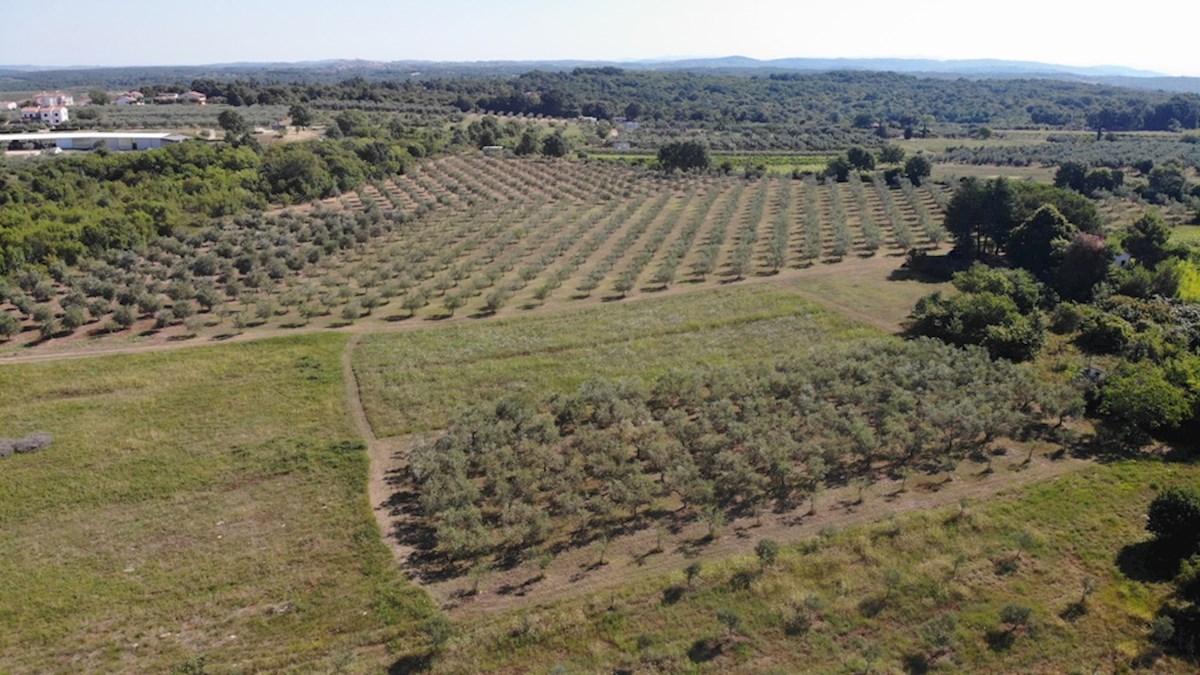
[3,132,189,152]
[20,106,69,125]
[32,91,74,107]
[114,92,144,106]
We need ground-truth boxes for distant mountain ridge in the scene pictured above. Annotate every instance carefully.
[629,55,1166,78]
[2,56,1199,95]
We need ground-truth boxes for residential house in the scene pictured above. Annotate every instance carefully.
[32,91,74,107]
[1,101,17,111]
[154,93,180,104]
[20,106,69,125]
[114,91,145,106]
[180,91,207,105]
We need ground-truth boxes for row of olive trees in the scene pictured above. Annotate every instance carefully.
[409,338,1082,561]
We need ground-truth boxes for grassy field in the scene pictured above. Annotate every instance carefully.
[1172,224,1200,244]
[0,334,435,673]
[933,162,1057,183]
[352,283,881,438]
[588,151,835,175]
[431,459,1199,673]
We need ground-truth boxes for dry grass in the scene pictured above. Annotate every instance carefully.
[0,334,435,673]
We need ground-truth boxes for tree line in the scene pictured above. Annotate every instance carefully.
[909,172,1200,446]
[0,129,417,275]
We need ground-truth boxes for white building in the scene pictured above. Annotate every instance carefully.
[20,106,69,124]
[114,91,144,106]
[0,102,16,111]
[32,91,74,107]
[2,131,189,152]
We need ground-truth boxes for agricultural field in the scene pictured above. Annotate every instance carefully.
[0,334,434,673]
[589,151,835,175]
[0,155,952,359]
[345,277,1194,674]
[89,104,291,132]
[432,458,1200,673]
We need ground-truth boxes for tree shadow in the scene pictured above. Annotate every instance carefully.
[887,255,963,283]
[985,629,1015,652]
[687,636,723,663]
[902,653,930,674]
[1060,601,1087,622]
[1117,539,1180,583]
[388,652,433,674]
[661,584,685,606]
[858,595,887,618]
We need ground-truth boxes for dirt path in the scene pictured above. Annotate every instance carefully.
[343,335,423,567]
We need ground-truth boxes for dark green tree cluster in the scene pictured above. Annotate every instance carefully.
[1142,486,1200,661]
[1054,161,1125,196]
[409,339,1071,561]
[0,134,413,274]
[656,141,710,172]
[944,177,1102,260]
[909,265,1048,362]
[925,180,1200,445]
[1087,95,1200,133]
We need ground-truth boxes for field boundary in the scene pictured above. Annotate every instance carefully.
[343,335,428,571]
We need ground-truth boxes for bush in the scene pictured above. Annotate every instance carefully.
[1148,487,1200,554]
[1049,303,1085,334]
[1096,363,1192,442]
[755,539,780,567]
[1075,309,1134,354]
[1176,556,1200,603]
[0,311,20,338]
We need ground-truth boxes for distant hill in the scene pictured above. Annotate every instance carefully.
[633,55,1166,79]
[2,56,1199,95]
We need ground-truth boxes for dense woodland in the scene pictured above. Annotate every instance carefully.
[160,70,1200,134]
[9,68,1197,151]
[0,127,421,274]
[909,174,1200,447]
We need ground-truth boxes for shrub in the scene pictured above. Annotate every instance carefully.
[1000,603,1033,631]
[1147,487,1200,554]
[755,539,780,568]
[1097,363,1192,442]
[112,304,137,329]
[0,311,20,338]
[1075,309,1134,354]
[1176,556,1200,603]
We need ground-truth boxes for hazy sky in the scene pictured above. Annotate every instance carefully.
[3,0,1198,76]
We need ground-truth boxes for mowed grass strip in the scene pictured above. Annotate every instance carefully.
[353,284,879,437]
[433,460,1195,673]
[0,334,434,674]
